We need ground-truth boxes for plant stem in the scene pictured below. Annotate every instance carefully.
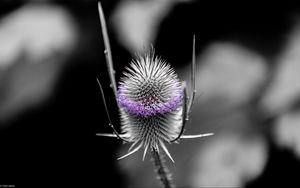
[151,147,174,188]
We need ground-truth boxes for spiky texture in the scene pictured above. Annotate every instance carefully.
[117,50,183,117]
[117,50,183,161]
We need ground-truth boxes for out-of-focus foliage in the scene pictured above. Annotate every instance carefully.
[275,110,300,158]
[260,24,300,115]
[191,43,267,107]
[111,0,194,53]
[190,133,267,187]
[0,4,78,124]
[0,2,123,187]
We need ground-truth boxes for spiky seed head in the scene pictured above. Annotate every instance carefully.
[117,49,183,161]
[117,50,183,117]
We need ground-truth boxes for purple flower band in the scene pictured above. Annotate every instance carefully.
[117,92,183,117]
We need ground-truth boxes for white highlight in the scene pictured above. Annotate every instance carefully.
[118,144,143,160]
[275,111,300,158]
[180,133,214,139]
[143,144,149,161]
[160,140,175,163]
[96,133,118,137]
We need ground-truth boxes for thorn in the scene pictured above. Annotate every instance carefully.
[117,144,142,160]
[142,145,149,161]
[98,1,117,96]
[180,133,214,139]
[96,133,118,137]
[128,142,138,152]
[159,140,175,163]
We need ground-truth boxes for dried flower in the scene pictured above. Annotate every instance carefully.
[116,50,184,162]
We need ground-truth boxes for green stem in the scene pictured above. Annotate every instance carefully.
[151,148,174,188]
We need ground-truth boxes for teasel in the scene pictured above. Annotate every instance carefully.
[96,2,213,188]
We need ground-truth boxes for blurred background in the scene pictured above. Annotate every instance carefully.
[1,0,300,187]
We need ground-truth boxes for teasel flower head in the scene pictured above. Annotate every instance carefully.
[116,49,183,162]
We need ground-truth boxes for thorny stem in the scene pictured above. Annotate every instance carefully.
[151,147,174,188]
[98,2,117,97]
